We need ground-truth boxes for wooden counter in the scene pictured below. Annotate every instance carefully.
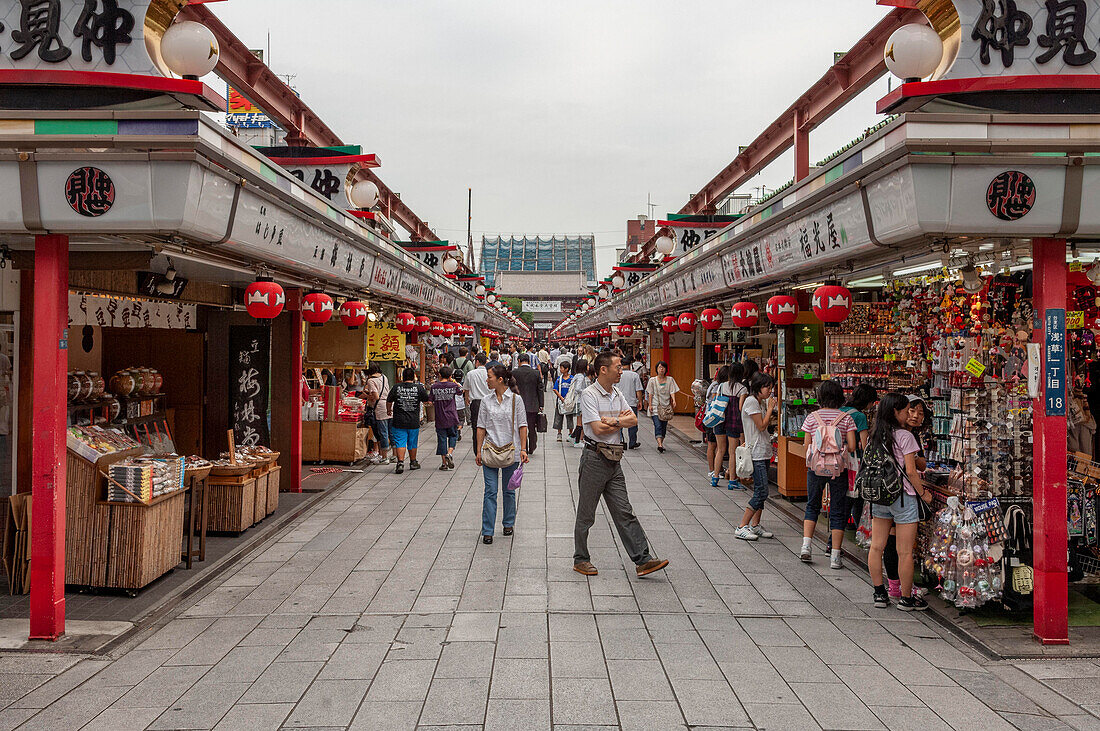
[777,436,808,499]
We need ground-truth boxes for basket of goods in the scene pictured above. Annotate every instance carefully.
[183,456,212,482]
[240,446,280,466]
[209,457,256,477]
[104,456,184,503]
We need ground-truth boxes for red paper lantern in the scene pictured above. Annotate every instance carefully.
[730,302,759,329]
[812,285,852,325]
[678,312,697,332]
[339,300,368,329]
[301,291,334,326]
[442,323,455,338]
[414,315,432,333]
[395,312,416,333]
[599,327,611,338]
[700,307,724,330]
[430,321,445,337]
[766,295,799,326]
[244,279,285,319]
[617,324,634,338]
[662,316,679,334]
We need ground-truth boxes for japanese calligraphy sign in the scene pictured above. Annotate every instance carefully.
[946,0,1100,80]
[64,166,114,217]
[370,258,401,296]
[367,322,404,362]
[658,221,722,258]
[398,243,457,277]
[0,0,162,76]
[1045,308,1066,416]
[987,170,1037,221]
[285,163,353,207]
[68,293,195,330]
[228,326,270,447]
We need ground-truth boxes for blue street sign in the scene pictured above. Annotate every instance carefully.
[1045,308,1066,416]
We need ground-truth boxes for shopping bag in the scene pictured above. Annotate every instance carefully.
[855,502,873,549]
[506,464,524,492]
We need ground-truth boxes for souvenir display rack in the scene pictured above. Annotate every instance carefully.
[1068,453,1100,577]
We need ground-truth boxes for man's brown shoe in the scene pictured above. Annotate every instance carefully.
[573,561,598,576]
[636,559,670,577]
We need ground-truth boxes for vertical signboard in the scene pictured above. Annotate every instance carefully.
[229,326,271,447]
[1045,308,1066,416]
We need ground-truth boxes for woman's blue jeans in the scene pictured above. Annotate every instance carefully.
[651,414,668,439]
[482,462,518,536]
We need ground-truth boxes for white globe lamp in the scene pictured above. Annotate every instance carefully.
[655,235,675,256]
[885,24,943,82]
[598,287,610,299]
[475,284,486,296]
[487,294,496,304]
[161,21,220,79]
[611,274,625,289]
[349,180,380,209]
[442,256,459,274]
[587,297,596,307]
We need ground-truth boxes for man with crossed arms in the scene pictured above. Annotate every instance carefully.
[573,351,669,578]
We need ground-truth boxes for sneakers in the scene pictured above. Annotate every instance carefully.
[751,525,773,539]
[887,579,902,598]
[728,481,746,491]
[873,586,890,609]
[409,460,421,470]
[395,462,404,474]
[388,455,397,464]
[898,595,929,612]
[446,455,454,469]
[556,434,563,442]
[735,526,759,541]
[830,553,843,570]
[711,476,719,488]
[799,547,813,563]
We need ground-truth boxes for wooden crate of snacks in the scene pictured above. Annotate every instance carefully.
[65,447,143,587]
[266,466,281,515]
[103,490,186,589]
[205,475,257,533]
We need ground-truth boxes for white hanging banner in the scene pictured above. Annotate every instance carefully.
[69,294,196,330]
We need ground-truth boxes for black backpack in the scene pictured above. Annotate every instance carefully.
[856,441,904,506]
[453,358,468,385]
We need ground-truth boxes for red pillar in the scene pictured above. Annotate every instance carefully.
[662,329,671,366]
[287,289,303,494]
[1032,237,1069,645]
[29,234,68,641]
[794,108,810,183]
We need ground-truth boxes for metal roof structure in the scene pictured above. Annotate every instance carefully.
[480,235,595,288]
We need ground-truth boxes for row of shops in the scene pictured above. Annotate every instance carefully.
[557,110,1099,644]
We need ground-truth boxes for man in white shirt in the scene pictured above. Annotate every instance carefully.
[616,364,645,450]
[573,352,669,579]
[463,353,491,430]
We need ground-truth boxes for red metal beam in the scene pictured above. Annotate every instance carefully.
[178,4,440,242]
[631,7,925,262]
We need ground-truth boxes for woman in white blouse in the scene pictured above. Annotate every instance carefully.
[643,361,679,453]
[475,365,529,544]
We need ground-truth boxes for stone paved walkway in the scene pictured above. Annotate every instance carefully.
[2,417,1100,730]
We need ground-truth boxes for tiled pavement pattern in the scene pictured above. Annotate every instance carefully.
[2,420,1100,729]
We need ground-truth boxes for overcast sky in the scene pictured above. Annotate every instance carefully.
[211,1,896,273]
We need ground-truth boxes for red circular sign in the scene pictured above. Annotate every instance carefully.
[986,171,1036,222]
[65,167,115,218]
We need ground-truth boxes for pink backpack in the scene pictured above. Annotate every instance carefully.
[807,412,849,478]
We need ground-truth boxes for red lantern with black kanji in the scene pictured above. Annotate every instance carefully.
[442,323,455,338]
[730,302,759,329]
[700,307,723,330]
[414,315,431,333]
[396,312,416,333]
[662,315,679,334]
[339,300,368,329]
[678,312,697,332]
[617,324,633,338]
[766,295,799,326]
[301,291,334,326]
[244,278,285,319]
[430,321,445,337]
[812,285,852,325]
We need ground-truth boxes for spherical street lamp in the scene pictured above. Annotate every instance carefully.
[442,256,459,274]
[655,235,675,256]
[587,297,596,307]
[348,180,380,209]
[611,273,625,289]
[884,24,943,82]
[598,286,610,299]
[487,294,496,304]
[161,21,221,79]
[475,283,486,296]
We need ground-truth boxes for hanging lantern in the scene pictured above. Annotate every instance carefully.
[339,300,368,329]
[678,311,697,332]
[617,324,634,338]
[395,312,416,333]
[599,327,611,338]
[766,295,800,326]
[442,323,455,338]
[700,307,724,330]
[301,291,334,326]
[244,278,285,319]
[662,315,679,333]
[414,315,432,333]
[730,302,759,329]
[430,320,445,337]
[812,285,853,325]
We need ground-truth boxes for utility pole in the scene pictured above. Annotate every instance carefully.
[467,188,473,267]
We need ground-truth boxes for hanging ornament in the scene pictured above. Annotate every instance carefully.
[766,295,799,326]
[730,302,759,329]
[678,312,698,332]
[339,300,368,329]
[301,291,334,326]
[430,320,445,337]
[812,285,852,325]
[244,278,285,319]
[599,327,611,338]
[617,323,634,338]
[700,307,724,330]
[414,315,432,333]
[442,323,455,338]
[395,312,416,333]
[662,315,679,334]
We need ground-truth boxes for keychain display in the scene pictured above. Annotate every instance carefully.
[925,497,1002,609]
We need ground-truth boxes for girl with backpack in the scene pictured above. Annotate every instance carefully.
[553,361,575,442]
[800,380,858,567]
[863,392,934,611]
[703,366,729,483]
[734,373,778,542]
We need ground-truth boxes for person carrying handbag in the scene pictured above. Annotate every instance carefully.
[573,352,669,579]
[735,373,778,542]
[643,361,679,453]
[475,365,529,544]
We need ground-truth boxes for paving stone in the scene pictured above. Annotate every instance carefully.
[744,701,823,730]
[484,698,551,731]
[81,706,164,731]
[364,658,437,702]
[671,678,751,727]
[284,679,369,728]
[113,664,210,709]
[490,658,550,699]
[147,681,249,730]
[550,641,608,678]
[436,640,497,678]
[789,681,886,730]
[239,661,323,704]
[606,659,675,701]
[616,699,685,730]
[447,612,500,642]
[551,677,617,725]
[419,676,490,725]
[348,700,422,731]
[212,702,294,730]
[318,642,388,680]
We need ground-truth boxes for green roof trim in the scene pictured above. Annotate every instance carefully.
[35,119,118,135]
